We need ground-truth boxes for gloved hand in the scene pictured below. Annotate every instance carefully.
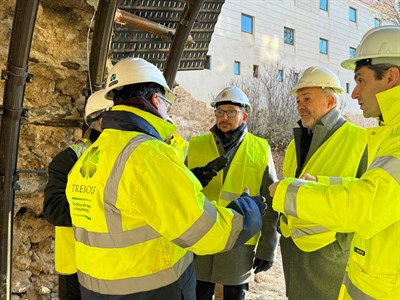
[226,192,266,217]
[253,258,273,274]
[226,192,267,248]
[191,156,228,187]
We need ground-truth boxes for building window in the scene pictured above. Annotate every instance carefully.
[278,70,283,82]
[284,27,294,45]
[204,55,211,70]
[253,65,259,78]
[234,61,241,75]
[320,38,328,54]
[293,72,299,83]
[349,7,357,22]
[374,18,381,27]
[241,14,253,34]
[320,0,328,11]
[349,47,357,58]
[346,83,351,94]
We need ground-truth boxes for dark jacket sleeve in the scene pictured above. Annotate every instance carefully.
[256,148,280,262]
[43,147,78,226]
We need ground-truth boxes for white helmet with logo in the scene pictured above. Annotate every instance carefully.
[84,89,114,125]
[210,86,252,113]
[290,66,344,95]
[341,25,400,70]
[105,57,175,103]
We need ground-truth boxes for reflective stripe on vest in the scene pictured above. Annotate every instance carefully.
[188,133,269,246]
[54,138,92,275]
[72,134,222,294]
[280,122,366,251]
[329,176,343,185]
[341,271,375,300]
[78,252,193,295]
[368,156,400,184]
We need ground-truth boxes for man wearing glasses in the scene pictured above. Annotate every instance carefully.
[187,86,279,300]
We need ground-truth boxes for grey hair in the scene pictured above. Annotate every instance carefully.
[322,87,340,107]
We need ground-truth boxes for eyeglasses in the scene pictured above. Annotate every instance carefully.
[157,93,173,107]
[214,109,243,118]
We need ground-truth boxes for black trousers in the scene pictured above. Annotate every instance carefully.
[58,273,81,300]
[196,280,248,300]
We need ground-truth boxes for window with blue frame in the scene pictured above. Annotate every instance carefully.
[374,18,381,27]
[284,27,294,45]
[349,47,357,58]
[234,61,241,75]
[278,70,283,82]
[320,0,328,11]
[241,14,253,34]
[349,7,357,22]
[320,38,328,54]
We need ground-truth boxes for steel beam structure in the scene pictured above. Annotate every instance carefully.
[0,1,40,299]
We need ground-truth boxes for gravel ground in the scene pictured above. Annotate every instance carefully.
[247,244,287,300]
[213,244,287,300]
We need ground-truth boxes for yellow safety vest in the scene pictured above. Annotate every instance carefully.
[187,132,269,245]
[281,122,367,251]
[66,106,247,295]
[54,138,92,275]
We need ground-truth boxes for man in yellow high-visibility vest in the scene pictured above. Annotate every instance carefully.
[66,58,266,300]
[270,25,400,299]
[187,86,279,300]
[278,66,368,299]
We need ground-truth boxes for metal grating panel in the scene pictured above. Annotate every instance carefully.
[111,0,225,70]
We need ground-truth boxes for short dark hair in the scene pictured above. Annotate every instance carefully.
[113,82,164,102]
[355,59,400,80]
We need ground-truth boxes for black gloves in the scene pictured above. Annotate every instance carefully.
[253,258,273,274]
[191,156,228,187]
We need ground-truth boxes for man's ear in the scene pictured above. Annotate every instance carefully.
[242,111,248,123]
[327,94,336,108]
[149,93,160,110]
[386,66,400,88]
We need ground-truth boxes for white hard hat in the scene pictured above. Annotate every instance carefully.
[210,86,252,113]
[341,25,400,70]
[84,89,114,125]
[290,66,344,95]
[105,57,175,103]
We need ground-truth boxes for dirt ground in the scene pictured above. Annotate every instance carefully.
[247,245,287,299]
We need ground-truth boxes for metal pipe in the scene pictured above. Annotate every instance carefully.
[88,0,119,92]
[0,0,40,299]
[163,0,204,87]
[114,9,194,46]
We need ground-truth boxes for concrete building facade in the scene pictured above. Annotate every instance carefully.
[176,0,389,114]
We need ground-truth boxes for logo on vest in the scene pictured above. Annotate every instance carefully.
[354,247,365,256]
[80,146,100,179]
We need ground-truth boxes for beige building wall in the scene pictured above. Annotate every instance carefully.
[176,0,386,114]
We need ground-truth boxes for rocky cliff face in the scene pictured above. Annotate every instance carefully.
[0,1,214,299]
